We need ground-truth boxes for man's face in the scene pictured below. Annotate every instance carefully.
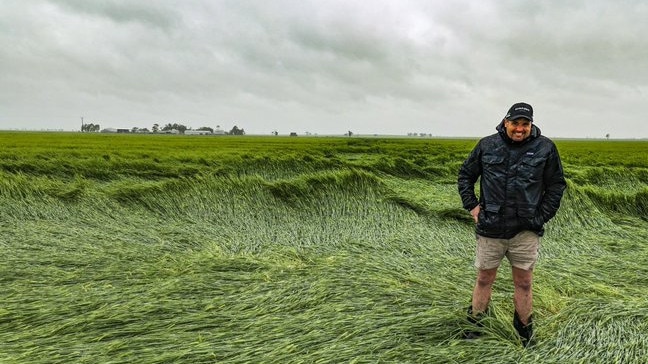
[504,118,532,142]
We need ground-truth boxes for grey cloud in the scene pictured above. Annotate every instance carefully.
[50,0,181,30]
[0,0,646,137]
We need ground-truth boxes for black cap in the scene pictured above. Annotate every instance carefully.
[505,102,533,122]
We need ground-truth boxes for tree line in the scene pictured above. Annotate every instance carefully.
[82,123,245,135]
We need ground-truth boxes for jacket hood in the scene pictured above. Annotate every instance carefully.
[496,119,542,144]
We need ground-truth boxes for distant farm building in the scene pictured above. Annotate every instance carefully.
[100,128,130,133]
[159,129,180,134]
[185,130,213,135]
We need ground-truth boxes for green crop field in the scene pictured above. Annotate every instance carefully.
[1,132,647,363]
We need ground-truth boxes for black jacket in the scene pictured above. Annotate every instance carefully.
[458,121,566,238]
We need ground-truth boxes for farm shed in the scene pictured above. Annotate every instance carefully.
[185,130,213,135]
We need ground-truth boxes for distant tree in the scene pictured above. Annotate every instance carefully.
[152,123,160,133]
[346,130,353,137]
[272,130,278,136]
[82,123,100,132]
[197,126,214,133]
[162,123,187,134]
[606,133,610,140]
[229,125,245,135]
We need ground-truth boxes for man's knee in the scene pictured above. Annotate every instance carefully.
[512,268,533,291]
[514,279,532,292]
[476,269,497,288]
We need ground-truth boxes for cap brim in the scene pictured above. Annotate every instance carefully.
[507,115,533,122]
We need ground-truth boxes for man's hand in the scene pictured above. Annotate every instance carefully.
[470,205,480,223]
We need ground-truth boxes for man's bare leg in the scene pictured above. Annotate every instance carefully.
[512,266,533,324]
[472,268,498,314]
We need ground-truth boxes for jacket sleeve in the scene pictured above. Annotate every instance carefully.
[457,142,482,211]
[540,143,567,222]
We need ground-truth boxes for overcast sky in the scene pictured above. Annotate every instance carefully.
[1,0,647,138]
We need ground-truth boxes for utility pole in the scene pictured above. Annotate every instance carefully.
[81,116,84,132]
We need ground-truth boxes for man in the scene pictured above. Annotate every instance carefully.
[457,102,566,346]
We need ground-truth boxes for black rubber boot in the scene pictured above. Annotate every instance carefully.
[513,310,534,347]
[463,306,488,339]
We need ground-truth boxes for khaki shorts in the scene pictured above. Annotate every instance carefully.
[475,230,540,271]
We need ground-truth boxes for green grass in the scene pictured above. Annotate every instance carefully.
[1,132,647,363]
